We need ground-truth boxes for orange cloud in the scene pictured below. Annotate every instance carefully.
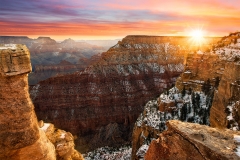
[0,0,239,40]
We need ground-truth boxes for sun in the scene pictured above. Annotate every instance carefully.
[189,28,205,46]
[191,29,203,39]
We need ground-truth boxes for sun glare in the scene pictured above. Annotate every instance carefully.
[189,28,205,45]
[191,29,203,39]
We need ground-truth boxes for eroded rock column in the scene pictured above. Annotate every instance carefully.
[0,44,55,160]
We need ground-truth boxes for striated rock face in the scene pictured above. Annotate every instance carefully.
[0,44,55,160]
[210,62,240,129]
[208,33,240,130]
[175,51,223,91]
[145,120,240,160]
[31,35,197,152]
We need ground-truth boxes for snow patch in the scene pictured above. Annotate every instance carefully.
[136,144,149,158]
[84,145,132,160]
[60,133,66,139]
[0,44,17,50]
[234,135,240,157]
[40,123,50,131]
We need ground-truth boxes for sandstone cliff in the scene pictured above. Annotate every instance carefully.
[145,120,240,160]
[175,32,240,130]
[131,32,240,159]
[0,44,55,160]
[210,32,240,130]
[0,44,83,160]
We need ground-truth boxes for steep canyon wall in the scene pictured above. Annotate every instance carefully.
[31,36,198,152]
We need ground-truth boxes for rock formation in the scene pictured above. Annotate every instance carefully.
[39,121,84,160]
[145,120,240,160]
[0,44,83,160]
[0,44,55,160]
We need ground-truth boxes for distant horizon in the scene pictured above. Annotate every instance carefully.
[1,0,239,40]
[0,34,224,42]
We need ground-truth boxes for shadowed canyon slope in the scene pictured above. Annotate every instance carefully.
[31,35,204,152]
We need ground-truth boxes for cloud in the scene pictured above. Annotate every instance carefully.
[0,0,239,39]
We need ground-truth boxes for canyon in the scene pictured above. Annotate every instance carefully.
[30,35,220,153]
[0,44,83,160]
[2,34,235,159]
[132,32,240,159]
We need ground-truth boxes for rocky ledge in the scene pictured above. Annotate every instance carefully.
[145,120,240,160]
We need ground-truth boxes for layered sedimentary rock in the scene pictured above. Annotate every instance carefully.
[131,32,240,159]
[0,44,55,160]
[145,120,240,160]
[31,36,202,152]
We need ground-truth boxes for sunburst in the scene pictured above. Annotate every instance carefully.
[189,28,205,46]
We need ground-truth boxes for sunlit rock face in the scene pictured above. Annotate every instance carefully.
[31,35,199,152]
[131,32,240,160]
[145,120,240,160]
[0,44,55,160]
[209,33,240,130]
[174,32,240,130]
[39,121,84,160]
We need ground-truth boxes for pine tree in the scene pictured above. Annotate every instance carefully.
[196,93,200,108]
[191,92,196,116]
[188,105,191,114]
[180,103,187,121]
[188,87,192,95]
[201,82,206,93]
[206,79,211,94]
[181,86,186,97]
[215,77,220,88]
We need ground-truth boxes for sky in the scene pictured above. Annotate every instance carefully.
[0,0,240,40]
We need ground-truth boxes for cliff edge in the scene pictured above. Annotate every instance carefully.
[145,120,240,160]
